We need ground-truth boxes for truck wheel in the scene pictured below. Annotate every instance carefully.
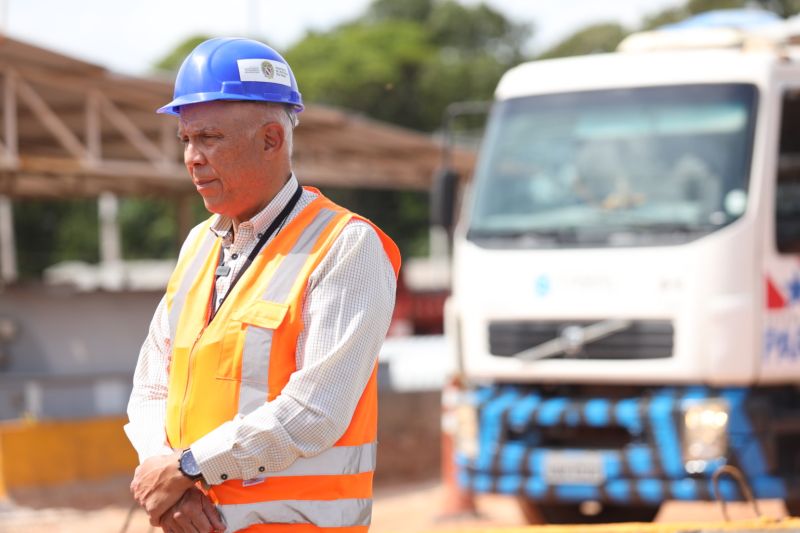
[785,499,800,517]
[518,499,659,524]
[516,497,546,524]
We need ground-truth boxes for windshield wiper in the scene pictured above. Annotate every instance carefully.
[621,222,708,233]
[468,227,578,243]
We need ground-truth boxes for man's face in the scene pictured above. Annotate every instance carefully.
[178,101,275,223]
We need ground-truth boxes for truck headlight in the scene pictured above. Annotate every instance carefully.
[681,399,729,474]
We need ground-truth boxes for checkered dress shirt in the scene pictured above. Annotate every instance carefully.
[124,175,397,483]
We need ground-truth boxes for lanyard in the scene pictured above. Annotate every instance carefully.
[210,184,303,319]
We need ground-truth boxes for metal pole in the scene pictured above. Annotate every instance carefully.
[440,100,492,170]
[98,191,122,265]
[86,90,101,166]
[0,195,16,284]
[5,68,17,165]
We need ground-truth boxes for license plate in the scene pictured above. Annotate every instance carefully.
[544,451,605,485]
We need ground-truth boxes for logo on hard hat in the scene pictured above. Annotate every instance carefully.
[261,61,274,79]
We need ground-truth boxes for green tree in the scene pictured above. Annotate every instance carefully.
[641,7,693,31]
[118,198,178,260]
[281,0,529,255]
[286,21,433,129]
[687,0,745,13]
[366,0,433,23]
[286,1,528,132]
[751,0,800,16]
[426,1,529,62]
[537,23,627,60]
[13,200,99,278]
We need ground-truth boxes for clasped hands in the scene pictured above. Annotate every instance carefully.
[130,451,226,533]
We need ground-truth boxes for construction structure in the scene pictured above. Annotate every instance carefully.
[0,34,472,500]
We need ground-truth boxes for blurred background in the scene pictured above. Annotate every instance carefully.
[1,0,800,532]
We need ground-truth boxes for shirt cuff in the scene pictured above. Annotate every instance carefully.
[190,409,298,484]
[190,419,242,485]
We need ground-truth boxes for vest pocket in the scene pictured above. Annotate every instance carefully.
[217,300,290,383]
[233,300,290,329]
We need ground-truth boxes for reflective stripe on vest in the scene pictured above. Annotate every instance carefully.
[240,442,376,482]
[238,208,338,415]
[219,498,372,531]
[168,229,216,342]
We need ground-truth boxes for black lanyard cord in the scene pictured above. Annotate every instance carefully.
[211,184,303,316]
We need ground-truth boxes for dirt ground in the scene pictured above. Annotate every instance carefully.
[0,478,792,533]
[2,480,521,533]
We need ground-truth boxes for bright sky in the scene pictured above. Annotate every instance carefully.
[5,0,683,76]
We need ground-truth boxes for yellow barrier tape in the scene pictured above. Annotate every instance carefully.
[0,416,136,498]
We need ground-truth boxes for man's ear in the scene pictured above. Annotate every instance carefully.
[261,122,285,159]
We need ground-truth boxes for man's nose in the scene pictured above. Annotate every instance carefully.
[184,142,206,168]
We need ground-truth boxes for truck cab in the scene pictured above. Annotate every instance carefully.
[442,14,800,523]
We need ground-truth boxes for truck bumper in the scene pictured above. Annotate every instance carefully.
[457,385,795,504]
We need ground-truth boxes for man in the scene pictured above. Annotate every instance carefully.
[125,37,400,533]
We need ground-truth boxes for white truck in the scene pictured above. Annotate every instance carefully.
[435,11,800,524]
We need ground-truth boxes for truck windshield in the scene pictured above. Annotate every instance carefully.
[468,84,758,247]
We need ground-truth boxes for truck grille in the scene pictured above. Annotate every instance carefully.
[489,320,674,359]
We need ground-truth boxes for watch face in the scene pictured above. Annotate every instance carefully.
[180,450,201,477]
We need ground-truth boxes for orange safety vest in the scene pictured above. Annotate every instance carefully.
[163,189,401,532]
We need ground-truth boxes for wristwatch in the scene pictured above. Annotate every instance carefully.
[178,448,204,482]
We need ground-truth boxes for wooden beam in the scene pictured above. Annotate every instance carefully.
[3,169,190,199]
[14,155,185,183]
[16,76,87,160]
[85,90,101,165]
[0,38,105,76]
[98,93,163,164]
[161,119,179,167]
[98,191,121,265]
[0,195,17,284]
[3,69,16,164]
[91,159,186,182]
[294,161,429,191]
[6,63,167,111]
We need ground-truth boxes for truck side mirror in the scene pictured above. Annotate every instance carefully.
[431,167,459,231]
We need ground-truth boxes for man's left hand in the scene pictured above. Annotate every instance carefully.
[131,451,196,526]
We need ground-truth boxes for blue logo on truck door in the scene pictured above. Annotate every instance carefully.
[535,275,551,297]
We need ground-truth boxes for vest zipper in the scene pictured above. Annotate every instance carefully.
[179,326,207,445]
[179,263,218,445]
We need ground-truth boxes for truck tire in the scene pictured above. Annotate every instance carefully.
[517,498,659,524]
[516,497,546,524]
[785,499,800,517]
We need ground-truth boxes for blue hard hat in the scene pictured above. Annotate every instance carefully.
[157,37,303,115]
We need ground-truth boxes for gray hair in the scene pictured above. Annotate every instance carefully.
[263,103,299,159]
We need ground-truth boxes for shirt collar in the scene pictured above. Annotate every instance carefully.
[209,173,299,239]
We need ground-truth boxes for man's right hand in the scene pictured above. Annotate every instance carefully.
[159,486,226,533]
